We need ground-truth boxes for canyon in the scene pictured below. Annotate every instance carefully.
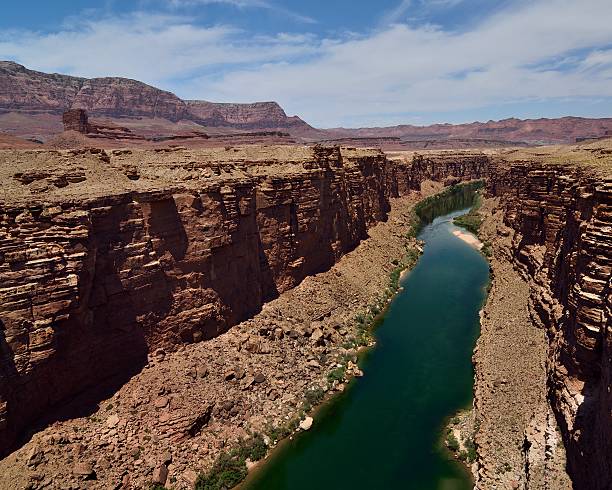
[0,135,609,489]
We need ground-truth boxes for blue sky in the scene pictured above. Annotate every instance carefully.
[1,0,612,127]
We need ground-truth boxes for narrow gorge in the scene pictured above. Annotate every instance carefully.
[0,142,609,489]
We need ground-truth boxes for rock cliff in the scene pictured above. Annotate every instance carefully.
[487,154,611,489]
[0,146,488,456]
[0,61,83,113]
[185,101,310,130]
[0,61,311,130]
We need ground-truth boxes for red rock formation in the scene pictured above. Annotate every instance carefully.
[62,109,91,133]
[62,109,146,142]
[390,152,489,195]
[71,77,188,121]
[0,61,83,113]
[488,161,612,489]
[325,117,612,145]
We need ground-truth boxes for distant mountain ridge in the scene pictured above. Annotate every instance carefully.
[0,61,311,130]
[325,117,612,145]
[2,60,612,145]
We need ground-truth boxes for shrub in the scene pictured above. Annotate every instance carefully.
[464,437,477,463]
[196,451,247,490]
[236,434,267,462]
[196,434,268,490]
[453,212,483,235]
[446,432,460,452]
[481,242,493,257]
[304,387,325,407]
[327,366,346,383]
[267,417,299,443]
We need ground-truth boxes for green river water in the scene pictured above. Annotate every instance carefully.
[242,190,489,490]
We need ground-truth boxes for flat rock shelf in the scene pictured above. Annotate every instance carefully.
[241,202,490,490]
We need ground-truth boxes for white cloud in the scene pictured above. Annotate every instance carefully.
[167,0,316,24]
[0,13,317,85]
[1,0,612,126]
[196,0,612,125]
[380,0,412,25]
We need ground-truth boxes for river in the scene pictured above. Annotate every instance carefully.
[242,194,490,490]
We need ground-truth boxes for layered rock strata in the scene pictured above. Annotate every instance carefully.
[0,146,489,458]
[63,109,145,141]
[474,198,571,489]
[483,157,612,489]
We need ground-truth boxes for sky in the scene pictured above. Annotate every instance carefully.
[1,0,612,128]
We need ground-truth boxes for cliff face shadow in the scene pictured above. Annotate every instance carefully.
[561,365,612,490]
[258,232,280,302]
[146,198,189,261]
[0,199,184,458]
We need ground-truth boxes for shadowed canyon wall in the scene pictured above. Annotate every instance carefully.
[0,147,488,456]
[488,161,612,489]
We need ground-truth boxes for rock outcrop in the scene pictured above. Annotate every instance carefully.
[327,117,612,145]
[5,61,612,145]
[71,77,188,121]
[2,138,610,489]
[62,109,145,141]
[390,152,489,195]
[0,61,83,114]
[487,158,612,489]
[62,109,91,133]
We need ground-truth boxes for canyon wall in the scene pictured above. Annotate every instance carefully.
[0,146,489,456]
[488,160,612,489]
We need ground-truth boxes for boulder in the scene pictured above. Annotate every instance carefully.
[152,464,169,486]
[299,417,313,431]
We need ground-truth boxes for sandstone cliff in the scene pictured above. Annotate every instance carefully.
[3,140,611,490]
[0,62,83,113]
[327,117,612,145]
[0,61,186,121]
[487,151,611,489]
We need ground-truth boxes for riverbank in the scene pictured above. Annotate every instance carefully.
[468,197,571,489]
[0,186,439,490]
